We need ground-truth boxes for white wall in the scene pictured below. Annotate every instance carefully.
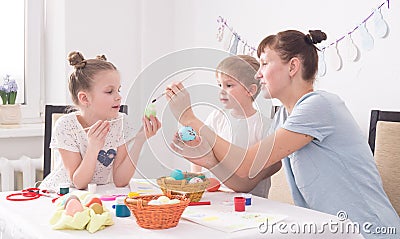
[44,0,400,177]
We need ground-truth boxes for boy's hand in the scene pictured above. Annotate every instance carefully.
[86,120,110,152]
[165,82,195,125]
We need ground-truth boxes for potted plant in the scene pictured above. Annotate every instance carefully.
[0,74,21,125]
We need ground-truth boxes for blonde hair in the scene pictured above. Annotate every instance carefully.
[67,51,117,105]
[216,55,260,100]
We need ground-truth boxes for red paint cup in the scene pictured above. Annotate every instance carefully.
[234,196,245,212]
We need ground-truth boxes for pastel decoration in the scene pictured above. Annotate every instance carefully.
[89,203,104,215]
[317,50,326,77]
[373,9,388,38]
[206,178,221,192]
[357,23,374,51]
[65,198,84,217]
[344,35,360,62]
[178,126,197,142]
[229,35,239,55]
[326,43,342,71]
[86,208,114,233]
[188,177,203,184]
[223,32,234,51]
[144,104,157,118]
[85,197,103,207]
[170,169,184,180]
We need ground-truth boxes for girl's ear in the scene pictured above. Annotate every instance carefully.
[248,84,258,97]
[77,91,90,107]
[289,57,300,77]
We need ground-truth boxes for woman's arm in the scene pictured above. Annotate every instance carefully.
[171,134,282,193]
[167,82,312,178]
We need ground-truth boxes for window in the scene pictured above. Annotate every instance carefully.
[0,0,43,121]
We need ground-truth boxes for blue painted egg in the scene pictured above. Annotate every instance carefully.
[170,169,185,180]
[178,126,197,142]
[170,169,184,180]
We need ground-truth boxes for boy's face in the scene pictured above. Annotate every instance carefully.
[216,73,253,111]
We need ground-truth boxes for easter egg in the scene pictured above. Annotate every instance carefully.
[65,198,84,216]
[206,178,221,192]
[178,126,197,141]
[168,199,180,204]
[63,195,80,209]
[170,169,184,180]
[144,104,157,118]
[85,197,103,207]
[89,203,104,214]
[157,196,170,204]
[148,200,161,205]
[188,177,203,184]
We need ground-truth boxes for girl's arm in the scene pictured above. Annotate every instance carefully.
[112,115,161,187]
[61,120,111,189]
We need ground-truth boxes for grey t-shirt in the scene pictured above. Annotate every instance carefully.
[272,90,399,238]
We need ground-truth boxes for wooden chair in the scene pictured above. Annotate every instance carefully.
[43,105,128,178]
[368,110,400,215]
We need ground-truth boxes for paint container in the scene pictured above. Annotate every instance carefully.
[88,183,97,194]
[234,196,245,212]
[59,183,70,195]
[243,193,252,206]
[112,196,131,217]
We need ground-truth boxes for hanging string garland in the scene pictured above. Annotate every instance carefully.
[216,0,390,76]
[216,16,257,56]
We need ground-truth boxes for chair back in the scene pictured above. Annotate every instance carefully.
[368,110,400,215]
[43,105,128,178]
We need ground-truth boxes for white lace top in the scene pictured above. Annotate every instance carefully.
[40,112,135,190]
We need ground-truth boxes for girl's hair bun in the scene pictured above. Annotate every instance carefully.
[96,54,107,61]
[68,51,86,69]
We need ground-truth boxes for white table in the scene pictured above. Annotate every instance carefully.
[0,181,364,239]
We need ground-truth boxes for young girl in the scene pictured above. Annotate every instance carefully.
[167,30,400,238]
[191,55,281,198]
[40,51,161,190]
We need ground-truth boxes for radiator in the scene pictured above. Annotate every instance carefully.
[0,156,43,191]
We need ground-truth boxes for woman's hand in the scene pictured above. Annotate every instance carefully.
[86,120,110,152]
[170,133,218,169]
[165,82,195,125]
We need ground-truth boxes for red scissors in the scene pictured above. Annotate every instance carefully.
[6,188,57,201]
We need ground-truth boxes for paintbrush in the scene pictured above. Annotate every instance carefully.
[151,72,195,103]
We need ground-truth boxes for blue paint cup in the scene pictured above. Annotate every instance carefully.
[244,193,252,206]
[112,197,131,217]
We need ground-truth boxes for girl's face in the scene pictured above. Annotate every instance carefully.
[85,70,122,120]
[216,73,253,112]
[255,47,291,99]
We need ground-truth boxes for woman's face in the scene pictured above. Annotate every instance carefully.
[255,47,290,99]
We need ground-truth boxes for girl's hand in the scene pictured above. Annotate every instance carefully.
[86,120,110,152]
[142,115,161,139]
[165,82,195,125]
[170,133,218,169]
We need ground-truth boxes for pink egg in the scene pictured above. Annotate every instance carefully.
[206,178,221,192]
[65,198,84,216]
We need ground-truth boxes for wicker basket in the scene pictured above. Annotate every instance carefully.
[124,194,190,229]
[157,173,210,202]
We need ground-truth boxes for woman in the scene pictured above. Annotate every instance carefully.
[167,30,399,238]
